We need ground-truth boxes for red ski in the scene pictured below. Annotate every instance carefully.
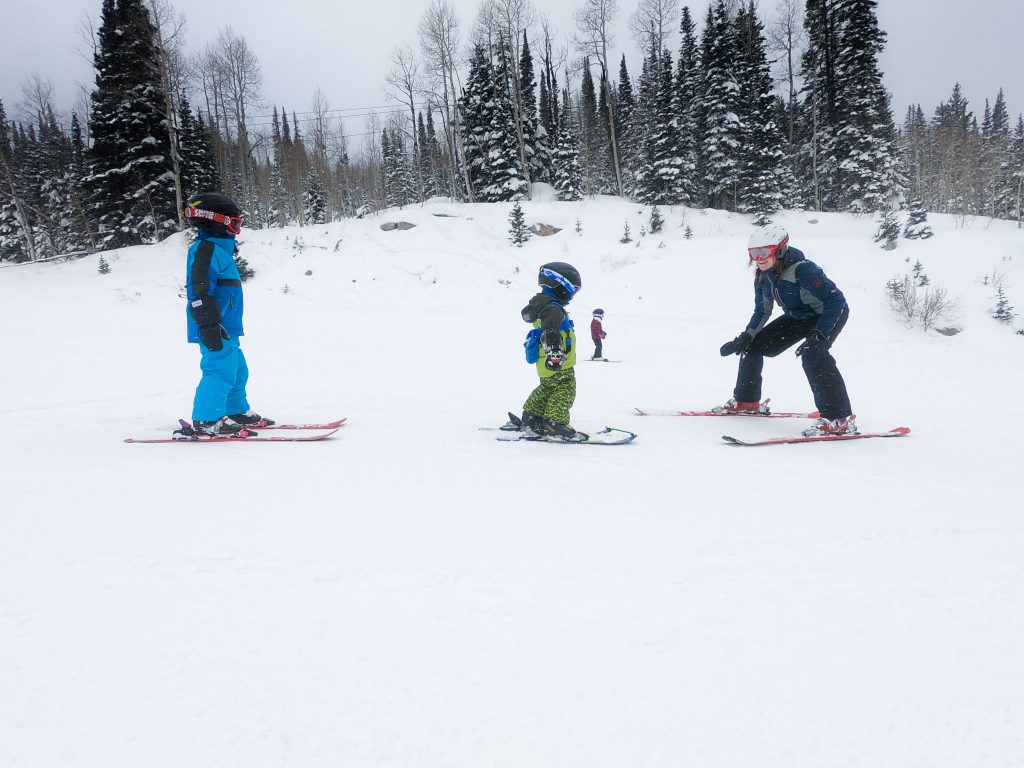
[125,423,343,444]
[722,426,910,447]
[248,417,346,430]
[635,406,819,418]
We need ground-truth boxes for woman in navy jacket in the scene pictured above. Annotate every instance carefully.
[716,225,856,436]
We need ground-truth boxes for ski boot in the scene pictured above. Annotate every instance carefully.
[801,415,858,437]
[711,397,772,415]
[228,410,275,427]
[500,411,543,433]
[188,417,249,436]
[540,419,589,443]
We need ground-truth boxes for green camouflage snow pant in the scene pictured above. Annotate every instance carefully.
[523,369,576,425]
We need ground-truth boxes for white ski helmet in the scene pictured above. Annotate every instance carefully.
[747,224,789,254]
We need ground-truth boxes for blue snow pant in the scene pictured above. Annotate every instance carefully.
[192,336,250,421]
[733,307,852,420]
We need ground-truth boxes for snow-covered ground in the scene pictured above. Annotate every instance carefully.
[2,193,1022,767]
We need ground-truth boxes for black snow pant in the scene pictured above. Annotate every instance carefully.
[592,339,603,359]
[733,307,852,419]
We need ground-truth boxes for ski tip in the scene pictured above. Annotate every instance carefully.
[889,426,911,436]
[633,407,648,416]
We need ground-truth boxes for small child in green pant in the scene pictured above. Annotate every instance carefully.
[504,262,585,441]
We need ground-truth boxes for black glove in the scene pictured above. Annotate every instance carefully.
[795,329,828,357]
[542,329,564,351]
[199,324,229,351]
[719,332,752,357]
[188,294,221,328]
[544,350,567,371]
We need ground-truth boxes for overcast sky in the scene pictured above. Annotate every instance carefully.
[2,0,1021,145]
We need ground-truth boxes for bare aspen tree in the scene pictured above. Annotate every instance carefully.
[386,45,423,201]
[573,0,623,195]
[628,0,678,61]
[766,0,805,150]
[419,0,471,200]
[146,0,189,226]
[211,27,263,210]
[309,88,332,174]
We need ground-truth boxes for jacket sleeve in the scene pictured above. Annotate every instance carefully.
[190,240,216,297]
[538,301,566,331]
[744,273,774,336]
[188,240,221,327]
[796,261,846,334]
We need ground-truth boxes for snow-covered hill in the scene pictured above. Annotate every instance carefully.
[2,196,1022,767]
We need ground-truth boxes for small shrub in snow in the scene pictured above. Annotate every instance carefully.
[993,286,1015,324]
[903,197,934,239]
[575,218,582,235]
[234,252,254,282]
[684,226,694,240]
[620,221,632,244]
[886,273,960,332]
[874,209,900,249]
[649,205,664,234]
[638,224,647,238]
[98,255,111,275]
[282,284,290,294]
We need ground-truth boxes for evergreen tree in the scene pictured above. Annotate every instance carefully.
[649,204,664,233]
[459,44,497,200]
[303,167,328,224]
[86,0,177,247]
[479,48,527,202]
[234,244,254,281]
[734,2,794,223]
[700,1,742,210]
[519,32,548,184]
[874,208,899,249]
[993,286,1014,324]
[552,95,584,201]
[903,196,933,239]
[674,6,701,205]
[615,55,640,198]
[98,254,111,274]
[638,49,686,205]
[579,60,603,195]
[508,201,531,246]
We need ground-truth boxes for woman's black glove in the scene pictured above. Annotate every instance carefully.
[795,329,828,357]
[719,332,752,356]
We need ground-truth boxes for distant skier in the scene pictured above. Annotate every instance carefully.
[590,308,607,360]
[503,262,585,441]
[184,192,274,435]
[716,225,856,436]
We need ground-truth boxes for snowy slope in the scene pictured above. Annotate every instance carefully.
[1,196,1022,767]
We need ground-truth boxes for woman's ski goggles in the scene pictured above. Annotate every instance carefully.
[185,206,244,235]
[748,244,780,264]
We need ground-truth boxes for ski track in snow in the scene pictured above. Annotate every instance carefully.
[1,195,1022,767]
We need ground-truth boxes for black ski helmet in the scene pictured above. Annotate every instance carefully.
[185,192,243,236]
[593,308,605,318]
[538,262,581,303]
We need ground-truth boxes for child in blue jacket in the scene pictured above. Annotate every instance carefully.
[183,193,273,435]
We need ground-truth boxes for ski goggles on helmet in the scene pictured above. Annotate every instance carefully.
[748,244,780,264]
[186,206,244,235]
[540,267,579,297]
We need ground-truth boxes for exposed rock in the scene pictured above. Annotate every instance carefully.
[935,326,962,336]
[529,223,562,236]
[380,221,416,231]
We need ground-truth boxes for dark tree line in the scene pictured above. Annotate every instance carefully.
[2,0,1023,262]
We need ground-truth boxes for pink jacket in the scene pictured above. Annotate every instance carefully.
[591,318,606,341]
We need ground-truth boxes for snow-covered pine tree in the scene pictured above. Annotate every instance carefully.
[993,286,1014,324]
[833,0,902,212]
[579,60,605,196]
[552,93,584,201]
[0,99,33,262]
[734,1,794,224]
[303,167,328,225]
[903,196,933,239]
[480,47,527,202]
[615,55,640,198]
[638,48,686,205]
[673,6,701,206]
[650,204,664,233]
[874,208,899,249]
[519,32,548,185]
[620,220,632,243]
[417,112,435,199]
[86,0,177,247]
[234,242,254,281]
[459,45,497,202]
[98,254,111,274]
[700,1,742,210]
[508,201,531,246]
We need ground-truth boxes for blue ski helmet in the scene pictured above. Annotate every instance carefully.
[538,262,581,303]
